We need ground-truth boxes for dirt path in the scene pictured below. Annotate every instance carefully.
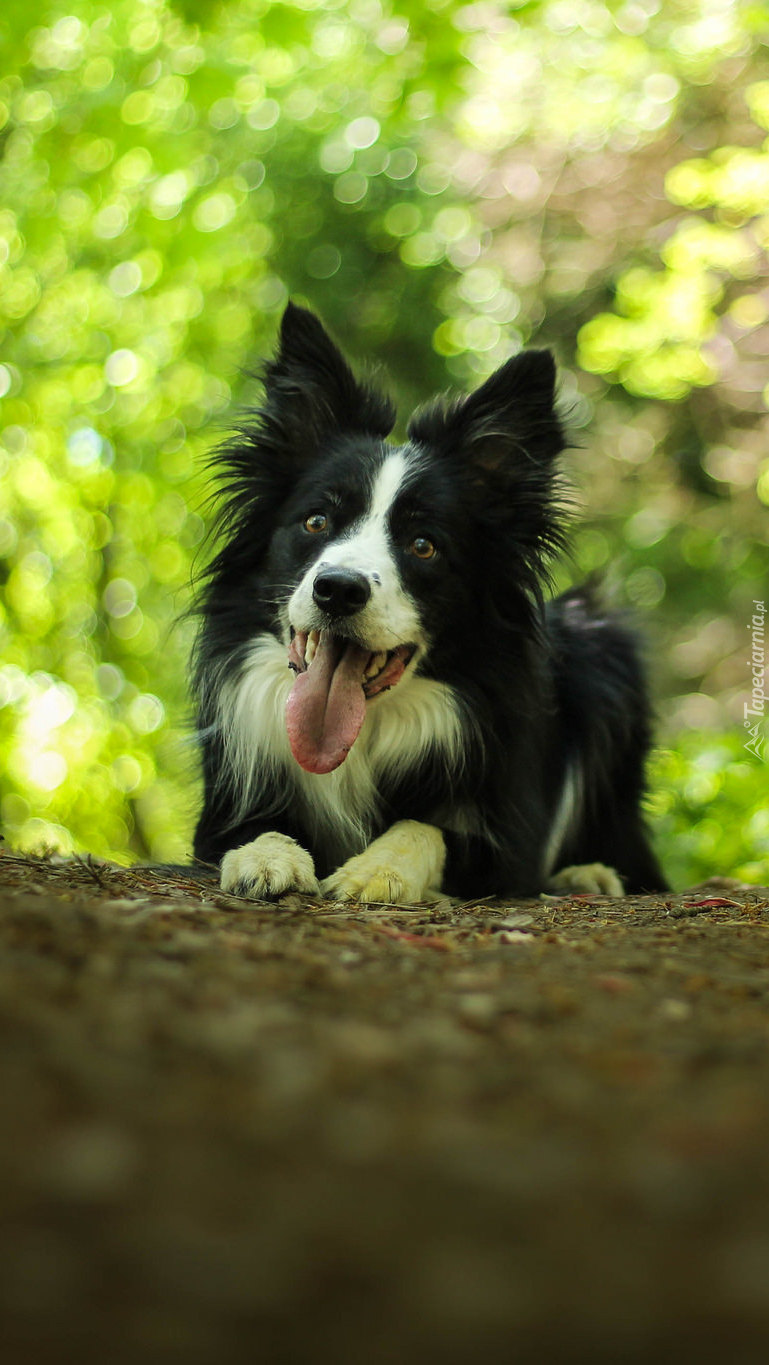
[1,849,768,1363]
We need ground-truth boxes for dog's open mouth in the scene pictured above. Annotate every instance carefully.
[285,630,416,775]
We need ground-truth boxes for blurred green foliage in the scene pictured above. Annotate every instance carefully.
[650,730,768,888]
[0,0,766,884]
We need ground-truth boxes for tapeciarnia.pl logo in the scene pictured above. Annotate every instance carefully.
[744,599,766,760]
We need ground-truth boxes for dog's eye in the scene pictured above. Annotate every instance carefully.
[409,536,436,560]
[304,513,328,534]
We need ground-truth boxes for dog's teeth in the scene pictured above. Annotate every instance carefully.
[306,630,320,665]
[365,651,387,678]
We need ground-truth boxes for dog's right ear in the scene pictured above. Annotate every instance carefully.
[262,303,395,453]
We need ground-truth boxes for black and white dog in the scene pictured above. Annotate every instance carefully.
[192,303,666,903]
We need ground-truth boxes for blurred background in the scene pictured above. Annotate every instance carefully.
[0,0,767,887]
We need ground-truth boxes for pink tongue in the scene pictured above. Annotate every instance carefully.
[286,633,370,774]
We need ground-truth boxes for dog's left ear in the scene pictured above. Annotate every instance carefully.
[408,349,565,475]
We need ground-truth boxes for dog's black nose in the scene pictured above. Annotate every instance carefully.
[312,568,371,617]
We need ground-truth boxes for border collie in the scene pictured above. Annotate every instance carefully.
[192,303,666,904]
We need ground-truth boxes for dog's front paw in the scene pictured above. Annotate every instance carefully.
[322,820,445,905]
[220,833,319,900]
[549,862,625,897]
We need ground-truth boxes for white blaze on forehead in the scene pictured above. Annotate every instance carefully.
[369,450,411,523]
[287,449,423,649]
[327,450,410,573]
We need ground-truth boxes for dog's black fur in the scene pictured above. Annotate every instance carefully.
[191,304,666,900]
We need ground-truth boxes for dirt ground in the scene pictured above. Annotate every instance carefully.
[1,849,769,1364]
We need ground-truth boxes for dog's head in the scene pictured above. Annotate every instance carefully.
[212,303,567,772]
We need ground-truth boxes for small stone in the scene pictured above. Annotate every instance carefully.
[659,998,692,1022]
[492,912,534,930]
[458,993,497,1028]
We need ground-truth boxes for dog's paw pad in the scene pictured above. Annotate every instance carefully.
[549,862,625,897]
[220,834,319,900]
